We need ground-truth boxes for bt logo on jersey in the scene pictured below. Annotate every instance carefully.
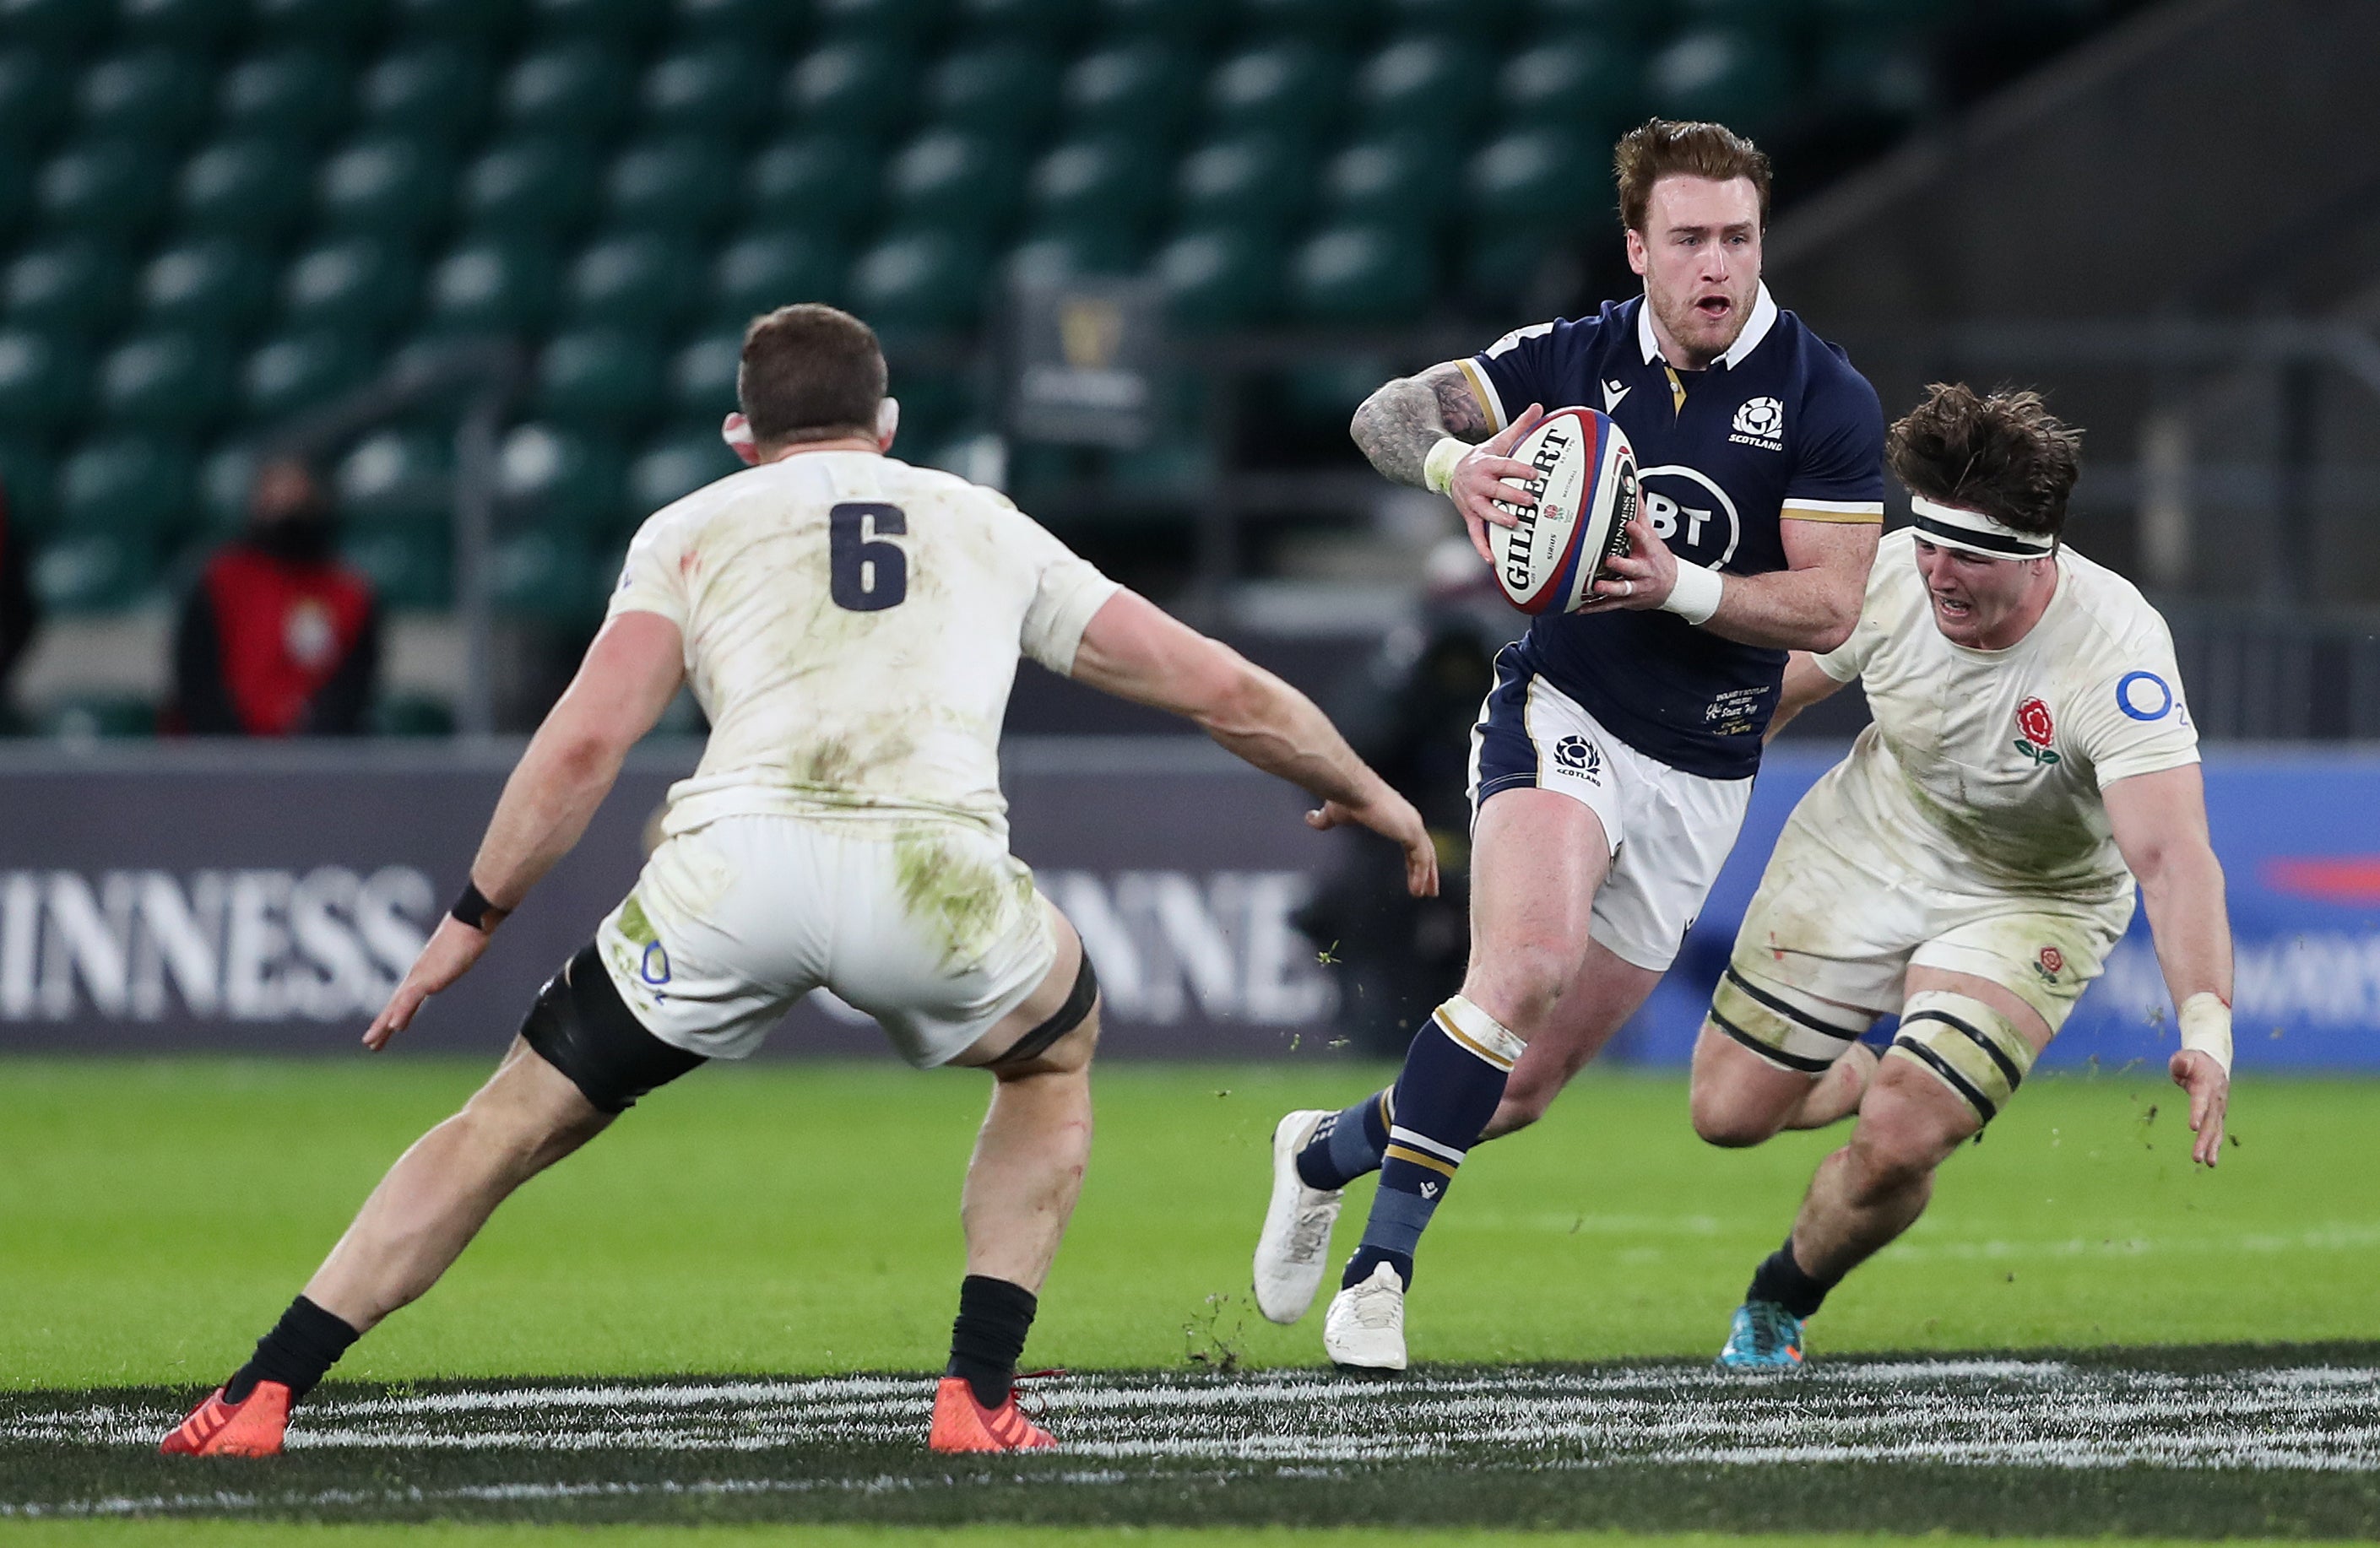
[2014,697,2062,766]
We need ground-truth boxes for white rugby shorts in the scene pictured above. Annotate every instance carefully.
[1468,645,1753,972]
[593,814,1057,1068]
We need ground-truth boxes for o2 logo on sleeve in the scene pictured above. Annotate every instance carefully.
[2115,671,2175,722]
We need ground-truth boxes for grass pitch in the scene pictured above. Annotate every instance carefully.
[1,1058,2375,1534]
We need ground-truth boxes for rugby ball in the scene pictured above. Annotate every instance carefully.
[1487,407,1638,615]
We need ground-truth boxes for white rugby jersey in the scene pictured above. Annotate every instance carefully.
[608,450,1120,839]
[1802,526,2198,901]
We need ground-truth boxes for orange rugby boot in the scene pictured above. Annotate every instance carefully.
[928,1375,1055,1453]
[159,1382,291,1457]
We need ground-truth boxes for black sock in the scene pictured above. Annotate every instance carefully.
[225,1296,360,1404]
[1746,1236,1838,1321]
[945,1274,1038,1409]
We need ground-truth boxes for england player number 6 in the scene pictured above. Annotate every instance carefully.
[830,502,908,612]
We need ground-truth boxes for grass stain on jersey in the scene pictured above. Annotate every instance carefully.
[893,825,1022,969]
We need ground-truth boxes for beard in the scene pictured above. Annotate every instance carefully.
[1648,277,1758,365]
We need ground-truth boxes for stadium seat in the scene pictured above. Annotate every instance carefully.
[957,0,1087,45]
[1239,0,1367,41]
[641,45,774,138]
[529,0,667,44]
[1062,42,1200,146]
[1533,0,1667,40]
[628,426,740,514]
[745,133,880,236]
[711,229,845,324]
[388,0,523,46]
[606,137,741,235]
[1679,0,1805,35]
[1461,232,1564,309]
[1002,225,1136,289]
[48,435,187,610]
[783,41,916,142]
[281,237,419,335]
[499,421,625,533]
[1320,138,1458,227]
[0,441,56,536]
[138,241,275,337]
[176,138,315,243]
[1096,0,1228,43]
[241,331,373,423]
[75,51,214,143]
[423,238,561,336]
[927,45,1060,141]
[119,0,246,49]
[1500,35,1643,136]
[1466,129,1590,232]
[359,45,493,146]
[1813,0,1954,34]
[667,330,740,419]
[341,517,452,608]
[373,693,456,735]
[813,0,944,46]
[885,129,1023,239]
[1290,224,1431,322]
[1813,34,1935,126]
[218,50,353,143]
[334,426,450,521]
[1204,43,1343,142]
[0,329,86,433]
[3,239,128,337]
[250,0,388,54]
[1353,36,1489,138]
[461,138,604,238]
[1384,0,1515,34]
[500,44,637,139]
[1645,29,1799,138]
[0,157,25,243]
[0,0,110,52]
[535,329,665,426]
[316,137,453,239]
[566,233,702,333]
[1174,134,1312,231]
[1027,137,1164,236]
[99,331,236,434]
[848,228,988,332]
[33,696,160,735]
[489,527,600,621]
[1152,226,1277,325]
[36,140,172,241]
[670,0,806,46]
[0,51,73,150]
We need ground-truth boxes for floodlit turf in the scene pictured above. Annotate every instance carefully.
[6,1534,2366,1548]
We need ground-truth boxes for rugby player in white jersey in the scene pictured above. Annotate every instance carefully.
[160,305,1438,1458]
[1689,383,2235,1370]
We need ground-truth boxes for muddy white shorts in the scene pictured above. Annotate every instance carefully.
[1468,643,1754,972]
[593,813,1057,1068]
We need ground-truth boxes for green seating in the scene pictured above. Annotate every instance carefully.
[117,0,246,50]
[372,693,456,736]
[1385,0,1515,32]
[361,46,492,145]
[0,441,56,536]
[48,436,185,609]
[489,527,600,621]
[566,233,702,332]
[1502,35,1644,135]
[1096,0,1229,42]
[1003,225,1136,288]
[462,138,603,237]
[0,0,110,52]
[1062,42,1199,145]
[282,238,420,335]
[38,140,172,240]
[1461,232,1559,307]
[317,137,453,238]
[34,696,160,735]
[1152,226,1277,325]
[1028,137,1163,235]
[783,41,916,141]
[251,0,389,53]
[1175,134,1312,231]
[99,331,236,433]
[1814,0,1954,34]
[0,329,87,432]
[1239,0,1368,40]
[1532,0,1667,40]
[4,241,127,337]
[1289,223,1431,322]
[847,228,987,331]
[341,517,451,607]
[712,229,845,324]
[885,129,1022,237]
[535,328,665,426]
[957,0,1087,44]
[1466,129,1590,232]
[529,0,667,44]
[1204,43,1342,142]
[75,51,214,143]
[218,51,352,142]
[334,427,450,521]
[746,134,881,236]
[1681,0,1805,33]
[176,138,315,243]
[1354,36,1489,138]
[1321,137,1458,227]
[927,45,1059,140]
[500,44,636,139]
[242,331,373,423]
[389,0,523,45]
[499,421,625,533]
[0,51,73,149]
[1645,29,1798,137]
[424,237,561,335]
[667,331,740,419]
[642,45,773,138]
[138,241,275,337]
[671,0,806,46]
[628,427,740,514]
[607,137,741,234]
[814,0,943,45]
[1813,33,1934,124]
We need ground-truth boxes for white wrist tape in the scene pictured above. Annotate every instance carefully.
[2178,992,2232,1076]
[1661,561,1724,625]
[1423,436,1469,495]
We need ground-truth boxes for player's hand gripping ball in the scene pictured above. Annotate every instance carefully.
[1484,406,1639,614]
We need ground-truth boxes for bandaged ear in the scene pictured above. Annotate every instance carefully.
[720,411,757,465]
[876,396,899,446]
[1889,990,2036,1123]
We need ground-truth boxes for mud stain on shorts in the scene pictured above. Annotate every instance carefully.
[893,825,1027,971]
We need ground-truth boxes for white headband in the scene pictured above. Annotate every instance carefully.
[1908,495,2056,559]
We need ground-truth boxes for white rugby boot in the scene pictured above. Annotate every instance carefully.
[1252,1109,1345,1324]
[1322,1260,1407,1372]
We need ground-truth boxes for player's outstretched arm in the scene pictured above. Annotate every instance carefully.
[1762,652,1849,742]
[1067,590,1439,898]
[2106,763,2235,1166]
[1352,365,1548,562]
[366,611,686,1048]
[1586,513,1877,653]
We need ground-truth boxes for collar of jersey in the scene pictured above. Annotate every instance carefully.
[1635,283,1778,371]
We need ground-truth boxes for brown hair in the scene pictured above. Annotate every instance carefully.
[1613,118,1772,233]
[738,303,887,445]
[1887,383,2084,539]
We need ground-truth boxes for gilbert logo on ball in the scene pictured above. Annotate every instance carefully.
[1488,406,1638,614]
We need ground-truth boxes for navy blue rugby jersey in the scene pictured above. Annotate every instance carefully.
[1456,285,1885,780]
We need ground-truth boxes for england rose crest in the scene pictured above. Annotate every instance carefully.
[2013,697,2060,765]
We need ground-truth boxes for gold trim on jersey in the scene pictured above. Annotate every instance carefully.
[1454,359,1503,433]
[1781,501,1886,525]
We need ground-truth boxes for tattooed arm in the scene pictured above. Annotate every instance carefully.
[1351,362,1549,562]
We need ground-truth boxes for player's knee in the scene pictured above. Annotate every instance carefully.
[1689,1080,1783,1149]
[1845,1081,1965,1191]
[1465,942,1573,1031]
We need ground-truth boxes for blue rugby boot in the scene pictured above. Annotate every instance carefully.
[1716,1299,1807,1373]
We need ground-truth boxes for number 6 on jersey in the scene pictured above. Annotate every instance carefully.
[831,502,908,611]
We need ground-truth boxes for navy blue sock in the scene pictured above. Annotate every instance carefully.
[1294,1088,1393,1190]
[1342,999,1521,1291]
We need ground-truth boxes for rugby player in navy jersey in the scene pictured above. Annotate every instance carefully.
[1251,120,1889,1368]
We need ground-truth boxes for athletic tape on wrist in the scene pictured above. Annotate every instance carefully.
[1423,436,1469,495]
[1434,994,1526,1071]
[2178,992,2232,1076]
[1661,561,1723,625]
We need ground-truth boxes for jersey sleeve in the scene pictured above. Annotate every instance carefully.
[1017,516,1122,674]
[1781,360,1887,526]
[604,513,689,629]
[1462,320,1565,435]
[2066,619,2200,788]
[1811,536,1900,681]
